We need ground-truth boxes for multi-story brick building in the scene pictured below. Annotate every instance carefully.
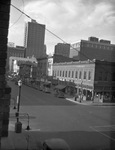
[37,57,48,80]
[53,54,74,63]
[70,37,115,62]
[54,43,70,57]
[53,59,115,102]
[7,46,25,58]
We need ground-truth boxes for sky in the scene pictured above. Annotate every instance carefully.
[8,0,115,55]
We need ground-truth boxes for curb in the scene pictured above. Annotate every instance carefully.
[65,98,115,106]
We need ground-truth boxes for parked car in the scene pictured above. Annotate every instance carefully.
[54,89,65,98]
[42,138,71,150]
[42,82,51,93]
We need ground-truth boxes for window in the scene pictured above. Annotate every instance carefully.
[55,71,56,77]
[88,71,91,80]
[65,71,67,77]
[84,71,87,80]
[72,71,74,78]
[75,71,78,78]
[60,71,61,76]
[53,70,55,76]
[57,70,59,76]
[79,71,82,79]
[98,72,103,81]
[63,71,64,77]
[68,71,71,77]
[103,72,108,81]
[112,72,115,81]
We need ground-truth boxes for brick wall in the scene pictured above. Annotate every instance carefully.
[0,0,11,148]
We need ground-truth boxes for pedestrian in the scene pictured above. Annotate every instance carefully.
[75,94,78,101]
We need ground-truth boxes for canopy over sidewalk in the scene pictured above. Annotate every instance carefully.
[54,85,66,90]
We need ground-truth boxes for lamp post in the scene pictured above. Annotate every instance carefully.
[15,79,22,133]
[16,80,22,122]
[80,81,83,103]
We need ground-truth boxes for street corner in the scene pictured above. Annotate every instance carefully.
[65,97,93,105]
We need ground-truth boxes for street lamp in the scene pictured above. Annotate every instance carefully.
[15,79,22,133]
[16,80,22,122]
[80,81,83,103]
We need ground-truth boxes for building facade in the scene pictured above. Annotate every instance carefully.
[6,46,25,72]
[70,37,115,62]
[53,54,74,63]
[9,56,37,73]
[7,46,25,58]
[37,57,48,80]
[53,59,115,102]
[54,43,70,57]
[24,19,46,58]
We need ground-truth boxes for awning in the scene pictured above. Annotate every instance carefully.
[43,82,51,86]
[54,85,66,90]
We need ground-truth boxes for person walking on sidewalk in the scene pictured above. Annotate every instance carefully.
[75,94,78,101]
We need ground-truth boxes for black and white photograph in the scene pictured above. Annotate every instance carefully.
[0,0,115,149]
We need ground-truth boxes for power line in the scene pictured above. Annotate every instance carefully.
[10,3,92,61]
[10,3,114,75]
[10,0,24,28]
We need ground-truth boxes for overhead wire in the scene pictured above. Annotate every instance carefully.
[10,3,92,61]
[9,2,114,81]
[9,0,24,28]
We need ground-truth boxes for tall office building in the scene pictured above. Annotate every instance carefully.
[54,43,70,57]
[24,19,46,58]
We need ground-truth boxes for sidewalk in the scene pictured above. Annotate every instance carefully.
[65,96,115,106]
[1,120,43,150]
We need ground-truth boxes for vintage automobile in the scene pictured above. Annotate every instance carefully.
[42,138,71,150]
[54,85,66,98]
[42,82,51,93]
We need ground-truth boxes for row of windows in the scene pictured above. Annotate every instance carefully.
[83,43,114,50]
[98,72,115,81]
[53,70,92,81]
[8,53,24,57]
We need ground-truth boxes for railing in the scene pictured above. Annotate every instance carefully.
[10,112,31,130]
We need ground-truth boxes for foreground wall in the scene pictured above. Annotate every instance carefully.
[0,0,11,148]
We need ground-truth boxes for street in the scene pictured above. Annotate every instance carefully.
[8,81,115,150]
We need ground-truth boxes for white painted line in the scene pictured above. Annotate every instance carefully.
[90,126,115,141]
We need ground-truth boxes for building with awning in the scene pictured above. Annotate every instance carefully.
[52,59,115,102]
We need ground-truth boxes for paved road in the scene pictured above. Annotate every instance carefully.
[8,81,115,150]
[9,81,75,106]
